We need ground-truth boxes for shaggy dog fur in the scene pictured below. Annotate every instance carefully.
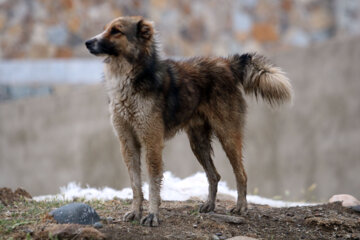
[85,16,292,227]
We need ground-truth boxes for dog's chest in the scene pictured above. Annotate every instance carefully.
[105,74,153,124]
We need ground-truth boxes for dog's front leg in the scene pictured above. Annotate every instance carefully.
[140,126,164,227]
[112,118,143,221]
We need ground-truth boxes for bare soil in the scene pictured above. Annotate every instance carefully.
[1,188,359,239]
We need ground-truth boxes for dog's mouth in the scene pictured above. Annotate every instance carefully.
[85,39,101,55]
[88,48,101,56]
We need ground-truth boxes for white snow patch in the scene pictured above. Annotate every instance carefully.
[34,171,316,208]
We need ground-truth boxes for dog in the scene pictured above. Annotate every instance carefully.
[85,16,292,227]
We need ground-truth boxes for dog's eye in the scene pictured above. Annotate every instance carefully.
[110,27,122,35]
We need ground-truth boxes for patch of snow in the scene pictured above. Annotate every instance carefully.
[34,171,316,208]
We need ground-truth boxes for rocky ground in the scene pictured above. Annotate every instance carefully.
[1,188,360,240]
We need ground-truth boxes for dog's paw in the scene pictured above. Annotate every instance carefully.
[123,210,141,222]
[141,213,160,227]
[230,203,248,215]
[199,201,215,213]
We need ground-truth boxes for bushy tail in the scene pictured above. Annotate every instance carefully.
[230,53,293,106]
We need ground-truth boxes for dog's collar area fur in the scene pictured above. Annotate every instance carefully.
[104,42,164,94]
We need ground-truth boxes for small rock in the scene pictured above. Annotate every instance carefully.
[227,236,258,240]
[50,202,100,225]
[47,24,68,46]
[93,222,103,228]
[350,205,360,212]
[106,217,114,223]
[212,234,220,240]
[193,224,198,228]
[329,194,360,207]
[23,229,33,234]
[251,23,278,43]
[216,232,223,236]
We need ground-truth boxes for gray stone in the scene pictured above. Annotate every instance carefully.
[350,205,360,212]
[68,33,83,47]
[233,11,252,32]
[227,236,258,240]
[93,222,103,228]
[47,24,68,46]
[212,234,220,240]
[329,194,360,207]
[49,202,101,225]
[105,217,114,223]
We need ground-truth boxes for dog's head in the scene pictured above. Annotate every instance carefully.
[85,16,154,62]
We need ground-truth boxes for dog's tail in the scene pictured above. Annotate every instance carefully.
[230,53,293,106]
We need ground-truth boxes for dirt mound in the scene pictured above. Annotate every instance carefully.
[34,224,106,240]
[0,187,32,206]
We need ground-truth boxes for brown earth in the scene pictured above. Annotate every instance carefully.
[1,192,360,240]
[0,187,32,206]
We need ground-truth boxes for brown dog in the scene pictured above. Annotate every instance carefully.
[85,16,292,227]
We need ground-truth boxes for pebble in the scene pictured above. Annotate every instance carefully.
[106,217,114,223]
[49,202,101,225]
[93,222,103,228]
[212,234,220,240]
[227,236,258,240]
[350,205,360,212]
[329,194,360,207]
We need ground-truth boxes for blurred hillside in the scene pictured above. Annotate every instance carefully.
[0,0,360,59]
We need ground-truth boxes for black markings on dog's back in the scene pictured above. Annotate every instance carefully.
[133,44,163,93]
[231,53,252,84]
[163,65,180,130]
[197,60,216,101]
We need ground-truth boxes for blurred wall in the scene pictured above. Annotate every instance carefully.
[1,0,360,59]
[1,36,359,201]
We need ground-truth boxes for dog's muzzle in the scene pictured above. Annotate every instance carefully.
[85,39,100,55]
[85,38,118,56]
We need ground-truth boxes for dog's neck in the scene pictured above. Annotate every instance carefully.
[104,57,133,78]
[104,44,161,94]
[103,57,132,102]
[104,42,159,77]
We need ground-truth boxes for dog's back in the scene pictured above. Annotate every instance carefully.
[148,55,292,137]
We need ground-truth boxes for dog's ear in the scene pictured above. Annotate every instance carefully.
[137,19,154,40]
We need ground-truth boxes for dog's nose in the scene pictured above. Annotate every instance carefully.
[85,39,96,48]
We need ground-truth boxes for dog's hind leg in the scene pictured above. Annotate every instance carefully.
[215,124,248,214]
[112,120,143,221]
[186,121,221,213]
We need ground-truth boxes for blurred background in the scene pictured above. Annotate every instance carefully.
[0,0,359,202]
